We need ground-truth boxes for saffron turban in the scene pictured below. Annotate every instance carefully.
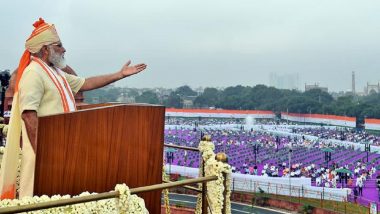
[16,18,60,91]
[25,18,61,54]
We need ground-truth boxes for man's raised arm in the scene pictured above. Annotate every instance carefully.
[79,60,147,91]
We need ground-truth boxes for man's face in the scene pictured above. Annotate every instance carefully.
[47,42,66,69]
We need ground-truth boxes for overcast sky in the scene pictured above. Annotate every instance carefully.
[1,0,379,92]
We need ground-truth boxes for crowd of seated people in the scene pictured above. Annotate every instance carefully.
[165,117,289,126]
[165,126,379,192]
[166,117,380,146]
[164,117,380,204]
[291,127,380,145]
[165,117,244,126]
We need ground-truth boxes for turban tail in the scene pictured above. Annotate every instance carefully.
[0,18,60,199]
[0,93,21,199]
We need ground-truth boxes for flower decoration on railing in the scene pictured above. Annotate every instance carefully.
[162,164,171,214]
[195,137,232,214]
[0,183,148,213]
[115,184,148,213]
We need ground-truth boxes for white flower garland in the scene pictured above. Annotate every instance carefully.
[195,140,232,214]
[194,157,204,214]
[115,184,148,214]
[162,165,171,214]
[0,183,149,213]
[0,147,149,213]
[0,140,233,214]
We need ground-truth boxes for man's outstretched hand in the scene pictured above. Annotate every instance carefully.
[120,60,147,77]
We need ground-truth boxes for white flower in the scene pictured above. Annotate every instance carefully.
[0,184,149,213]
[196,140,232,214]
[162,165,171,214]
[115,183,149,214]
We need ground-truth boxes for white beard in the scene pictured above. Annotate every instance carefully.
[48,46,67,69]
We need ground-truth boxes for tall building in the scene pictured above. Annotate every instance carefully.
[305,83,328,92]
[364,82,380,95]
[269,73,299,90]
[352,71,356,95]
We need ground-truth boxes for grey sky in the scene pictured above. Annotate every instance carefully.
[1,0,379,92]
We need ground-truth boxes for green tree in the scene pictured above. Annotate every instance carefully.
[126,88,139,98]
[303,89,334,104]
[250,85,284,110]
[193,87,220,108]
[84,84,380,121]
[135,91,159,104]
[164,92,183,108]
[218,85,251,109]
[84,86,122,103]
[175,85,197,97]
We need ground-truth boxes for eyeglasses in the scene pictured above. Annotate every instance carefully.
[50,43,63,48]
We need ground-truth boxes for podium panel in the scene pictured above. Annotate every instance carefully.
[34,104,165,213]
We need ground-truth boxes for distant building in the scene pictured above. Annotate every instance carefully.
[117,95,135,103]
[194,87,204,96]
[305,83,328,92]
[183,95,197,108]
[269,73,299,90]
[153,87,172,103]
[352,71,356,95]
[356,91,366,96]
[183,99,193,108]
[330,91,346,99]
[364,82,380,95]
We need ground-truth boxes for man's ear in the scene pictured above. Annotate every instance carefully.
[39,46,50,61]
[42,46,49,55]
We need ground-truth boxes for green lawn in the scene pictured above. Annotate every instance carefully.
[250,192,370,214]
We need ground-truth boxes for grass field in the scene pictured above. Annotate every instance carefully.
[250,192,371,214]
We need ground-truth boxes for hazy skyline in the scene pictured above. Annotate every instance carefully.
[1,0,379,92]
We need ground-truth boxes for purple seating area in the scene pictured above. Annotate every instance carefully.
[291,127,380,145]
[165,118,244,126]
[164,127,380,206]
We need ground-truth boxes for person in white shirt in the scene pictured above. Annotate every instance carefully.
[316,177,321,187]
[356,177,364,196]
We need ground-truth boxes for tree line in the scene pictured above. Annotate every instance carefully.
[84,85,380,122]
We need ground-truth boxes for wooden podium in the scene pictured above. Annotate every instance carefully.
[33,103,165,213]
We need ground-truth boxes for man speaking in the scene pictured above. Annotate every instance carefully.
[0,18,147,199]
